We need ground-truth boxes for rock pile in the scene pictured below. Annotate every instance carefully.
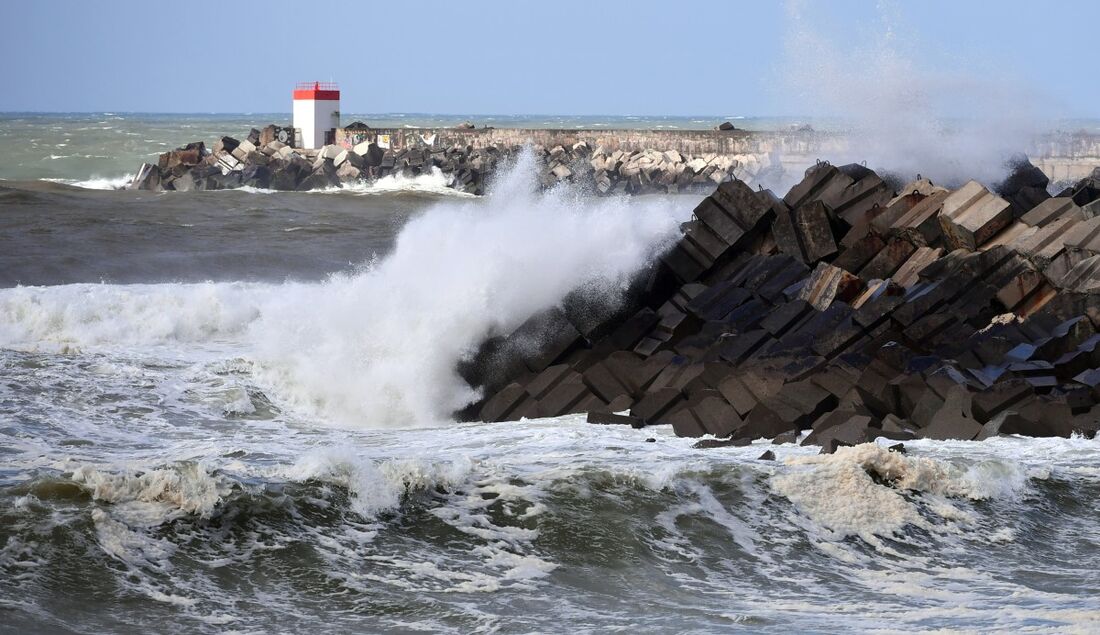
[127,125,761,195]
[462,159,1100,451]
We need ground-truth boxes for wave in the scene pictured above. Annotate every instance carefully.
[174,168,472,197]
[0,281,268,351]
[770,443,1033,546]
[41,174,133,190]
[4,434,1094,632]
[71,462,231,523]
[339,166,471,196]
[0,150,687,426]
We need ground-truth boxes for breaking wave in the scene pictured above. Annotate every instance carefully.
[41,174,134,190]
[5,430,1098,633]
[0,150,687,427]
[338,166,472,197]
[237,167,472,197]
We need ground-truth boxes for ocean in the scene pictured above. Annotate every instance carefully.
[1,114,1099,634]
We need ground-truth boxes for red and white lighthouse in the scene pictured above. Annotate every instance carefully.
[292,82,340,149]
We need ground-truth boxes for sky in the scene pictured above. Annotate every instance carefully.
[0,0,1093,118]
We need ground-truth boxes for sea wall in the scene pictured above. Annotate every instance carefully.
[128,125,778,195]
[127,124,1100,194]
[459,159,1100,450]
[338,127,1100,185]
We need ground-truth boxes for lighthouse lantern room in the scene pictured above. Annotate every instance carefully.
[292,82,340,149]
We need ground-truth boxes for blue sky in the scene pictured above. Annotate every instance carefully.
[0,0,1092,117]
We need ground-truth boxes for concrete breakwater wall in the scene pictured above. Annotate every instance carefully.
[458,159,1100,451]
[127,124,1100,194]
[338,126,840,178]
[128,125,776,195]
[343,126,1100,185]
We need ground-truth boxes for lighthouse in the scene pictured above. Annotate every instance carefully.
[292,81,340,149]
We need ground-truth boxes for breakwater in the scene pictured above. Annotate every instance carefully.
[128,124,1100,195]
[460,158,1100,451]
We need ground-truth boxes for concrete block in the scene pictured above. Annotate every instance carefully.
[1021,197,1080,227]
[334,149,365,169]
[1054,254,1100,292]
[1010,211,1084,267]
[480,383,530,422]
[717,374,759,416]
[917,386,982,440]
[582,362,633,403]
[524,364,573,400]
[537,375,593,417]
[783,163,842,209]
[631,387,684,423]
[740,403,799,440]
[262,140,286,156]
[798,262,866,311]
[796,200,839,263]
[129,163,161,191]
[891,246,944,288]
[587,411,645,426]
[335,163,361,182]
[834,233,887,273]
[939,181,1013,250]
[667,409,708,437]
[692,179,770,246]
[691,395,743,437]
[861,237,918,280]
[317,144,343,160]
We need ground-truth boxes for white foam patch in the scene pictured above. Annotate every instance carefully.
[42,174,134,190]
[770,443,1029,543]
[337,166,472,197]
[283,448,474,518]
[72,462,230,524]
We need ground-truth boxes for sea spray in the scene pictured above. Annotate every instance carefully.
[778,0,1051,187]
[0,150,688,426]
[246,148,686,426]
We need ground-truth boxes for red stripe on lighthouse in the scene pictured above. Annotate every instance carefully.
[293,89,340,100]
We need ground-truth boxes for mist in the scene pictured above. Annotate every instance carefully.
[777,0,1062,187]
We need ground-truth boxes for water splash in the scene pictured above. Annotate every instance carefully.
[0,150,688,427]
[246,149,686,426]
[779,0,1053,186]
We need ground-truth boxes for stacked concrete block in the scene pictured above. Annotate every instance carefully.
[939,181,1014,250]
[467,157,1100,451]
[128,123,776,195]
